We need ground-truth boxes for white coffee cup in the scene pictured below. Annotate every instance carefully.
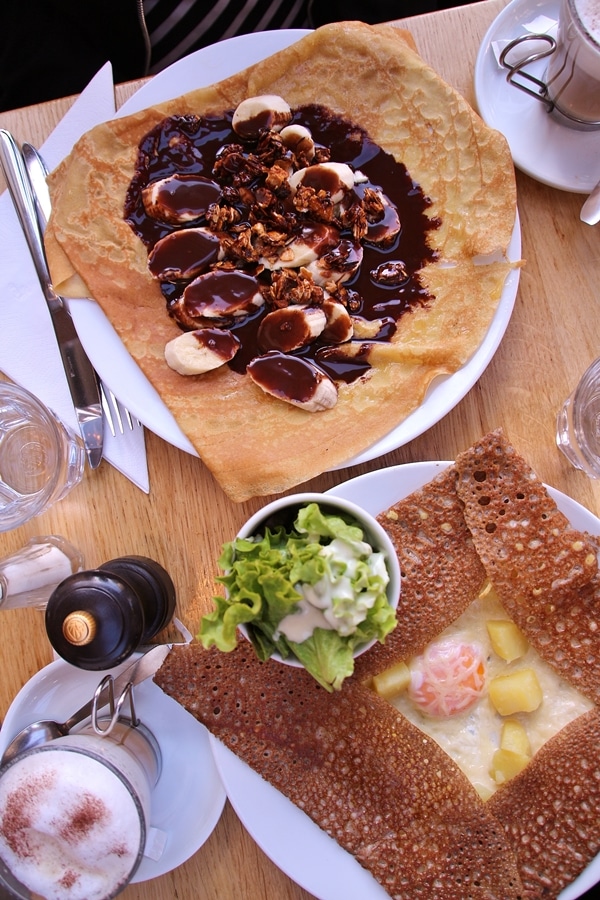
[546,0,600,128]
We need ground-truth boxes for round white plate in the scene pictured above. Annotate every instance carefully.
[69,30,521,465]
[0,657,226,883]
[474,0,600,192]
[210,461,600,900]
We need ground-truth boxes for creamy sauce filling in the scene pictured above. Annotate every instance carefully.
[391,591,594,799]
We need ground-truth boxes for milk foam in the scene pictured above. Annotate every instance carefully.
[576,0,600,44]
[0,749,142,900]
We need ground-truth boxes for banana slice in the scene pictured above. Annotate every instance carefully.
[177,270,264,326]
[279,124,315,163]
[248,352,338,412]
[260,223,341,271]
[142,174,221,225]
[257,306,326,353]
[322,299,354,343]
[148,227,222,281]
[165,328,241,375]
[289,162,356,204]
[232,95,292,139]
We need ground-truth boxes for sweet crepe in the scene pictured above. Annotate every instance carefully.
[45,22,517,502]
[155,431,600,898]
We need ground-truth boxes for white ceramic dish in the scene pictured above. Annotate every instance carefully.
[474,0,600,192]
[235,491,401,666]
[210,461,600,900]
[68,29,521,464]
[0,656,226,883]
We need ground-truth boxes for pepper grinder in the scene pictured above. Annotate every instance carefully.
[45,555,176,670]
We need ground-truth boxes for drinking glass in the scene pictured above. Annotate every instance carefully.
[556,356,600,476]
[0,381,85,532]
[546,0,600,129]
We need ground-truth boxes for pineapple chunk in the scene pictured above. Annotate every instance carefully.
[490,748,530,784]
[372,661,410,700]
[486,619,529,662]
[489,668,543,715]
[500,719,531,756]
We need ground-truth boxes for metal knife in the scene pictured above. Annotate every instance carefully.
[0,129,103,468]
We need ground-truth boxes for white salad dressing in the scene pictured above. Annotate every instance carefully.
[275,536,389,643]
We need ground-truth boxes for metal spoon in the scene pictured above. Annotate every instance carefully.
[1,644,171,765]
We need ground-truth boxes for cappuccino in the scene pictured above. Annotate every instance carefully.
[546,0,600,127]
[0,746,145,900]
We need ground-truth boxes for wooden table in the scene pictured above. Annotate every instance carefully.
[1,1,599,897]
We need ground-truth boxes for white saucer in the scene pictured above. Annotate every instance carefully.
[474,0,600,192]
[0,657,226,883]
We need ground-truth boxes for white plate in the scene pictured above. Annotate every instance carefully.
[474,0,600,192]
[69,30,521,465]
[0,657,226,883]
[210,461,600,900]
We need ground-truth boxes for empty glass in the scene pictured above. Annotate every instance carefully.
[556,356,600,477]
[0,381,85,532]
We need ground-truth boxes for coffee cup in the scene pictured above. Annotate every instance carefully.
[0,720,161,899]
[546,0,600,128]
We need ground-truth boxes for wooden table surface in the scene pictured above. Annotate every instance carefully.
[1,1,600,897]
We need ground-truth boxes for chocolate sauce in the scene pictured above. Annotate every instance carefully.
[148,227,220,280]
[248,351,329,403]
[142,173,221,224]
[124,105,439,388]
[192,327,241,360]
[181,269,262,318]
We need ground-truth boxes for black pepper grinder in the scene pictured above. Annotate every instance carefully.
[45,555,176,670]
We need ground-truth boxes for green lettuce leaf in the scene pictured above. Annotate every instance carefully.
[199,502,396,690]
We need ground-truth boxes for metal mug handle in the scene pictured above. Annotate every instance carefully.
[499,33,557,109]
[91,675,139,735]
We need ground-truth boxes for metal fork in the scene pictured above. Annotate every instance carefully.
[100,385,140,436]
[21,141,141,440]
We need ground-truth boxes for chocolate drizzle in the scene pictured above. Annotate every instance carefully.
[124,105,439,386]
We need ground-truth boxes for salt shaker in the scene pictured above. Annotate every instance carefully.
[45,555,176,670]
[0,535,84,611]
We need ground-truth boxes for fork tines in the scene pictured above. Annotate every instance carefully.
[100,384,135,436]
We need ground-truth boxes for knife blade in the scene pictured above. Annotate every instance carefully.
[0,129,103,468]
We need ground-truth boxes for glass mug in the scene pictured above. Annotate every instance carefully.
[0,719,161,900]
[546,0,600,128]
[0,382,85,532]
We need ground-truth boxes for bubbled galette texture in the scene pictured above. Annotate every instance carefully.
[46,22,517,501]
[155,432,600,899]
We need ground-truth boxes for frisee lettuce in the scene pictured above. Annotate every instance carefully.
[199,502,396,690]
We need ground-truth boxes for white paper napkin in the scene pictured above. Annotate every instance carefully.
[0,63,149,493]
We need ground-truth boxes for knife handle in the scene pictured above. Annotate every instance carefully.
[0,129,55,299]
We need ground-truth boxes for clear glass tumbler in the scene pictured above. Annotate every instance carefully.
[0,382,85,532]
[556,356,600,477]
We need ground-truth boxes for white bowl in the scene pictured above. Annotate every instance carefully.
[236,491,401,666]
